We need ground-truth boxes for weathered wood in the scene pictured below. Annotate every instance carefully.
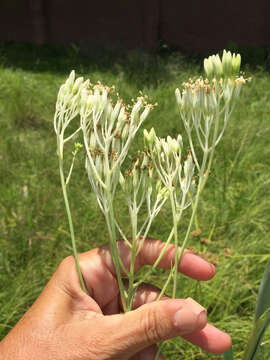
[0,0,269,52]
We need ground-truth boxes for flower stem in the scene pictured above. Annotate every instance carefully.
[59,160,87,293]
[106,187,128,312]
[127,206,138,311]
[170,190,179,299]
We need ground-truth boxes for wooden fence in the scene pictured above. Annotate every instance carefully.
[0,0,269,52]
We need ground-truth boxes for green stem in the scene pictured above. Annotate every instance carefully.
[59,159,87,293]
[127,210,137,311]
[170,190,179,299]
[106,187,128,312]
[176,178,202,288]
[133,227,175,289]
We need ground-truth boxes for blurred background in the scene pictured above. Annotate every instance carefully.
[0,1,270,359]
[1,0,270,53]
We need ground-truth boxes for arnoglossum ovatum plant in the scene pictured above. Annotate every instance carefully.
[54,50,256,355]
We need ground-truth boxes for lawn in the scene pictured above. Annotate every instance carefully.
[0,43,270,359]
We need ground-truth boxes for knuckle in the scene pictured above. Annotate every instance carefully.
[58,255,75,272]
[141,308,163,344]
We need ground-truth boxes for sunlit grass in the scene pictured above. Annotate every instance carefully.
[0,43,270,359]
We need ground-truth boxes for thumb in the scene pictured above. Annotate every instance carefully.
[109,297,207,357]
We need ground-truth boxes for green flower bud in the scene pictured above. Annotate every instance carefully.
[232,53,241,75]
[144,128,156,149]
[222,50,232,78]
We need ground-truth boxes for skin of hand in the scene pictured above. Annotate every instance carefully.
[0,239,231,360]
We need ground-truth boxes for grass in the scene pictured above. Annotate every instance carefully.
[0,42,270,359]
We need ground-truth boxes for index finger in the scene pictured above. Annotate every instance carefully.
[98,238,216,281]
[70,238,215,309]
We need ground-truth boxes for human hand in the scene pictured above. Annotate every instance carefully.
[0,239,231,360]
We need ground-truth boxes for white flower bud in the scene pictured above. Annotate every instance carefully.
[157,186,169,201]
[87,94,94,108]
[112,137,121,152]
[175,88,182,106]
[104,101,113,120]
[130,99,143,125]
[57,84,67,103]
[119,171,126,190]
[121,123,130,142]
[89,131,96,150]
[65,70,75,90]
[161,138,169,156]
[204,58,214,79]
[132,161,139,189]
[117,107,127,128]
[166,136,177,155]
[141,153,149,169]
[177,134,183,150]
[140,105,151,123]
[171,138,180,153]
[93,88,101,108]
[110,100,122,125]
[99,88,108,112]
[95,155,103,177]
[80,89,88,109]
[212,54,223,78]
[73,77,84,94]
[154,136,161,154]
[184,154,194,178]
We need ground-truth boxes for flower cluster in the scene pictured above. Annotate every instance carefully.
[54,71,89,148]
[79,82,154,213]
[144,128,195,213]
[204,49,241,79]
[175,52,248,173]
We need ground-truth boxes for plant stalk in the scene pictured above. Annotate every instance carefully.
[59,159,87,293]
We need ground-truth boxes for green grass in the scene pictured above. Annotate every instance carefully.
[0,43,270,359]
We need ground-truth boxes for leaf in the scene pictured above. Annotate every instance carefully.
[243,261,270,360]
[243,311,270,360]
[255,260,270,320]
[224,346,234,360]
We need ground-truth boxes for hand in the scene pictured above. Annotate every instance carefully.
[0,239,231,360]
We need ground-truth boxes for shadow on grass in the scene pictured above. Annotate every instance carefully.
[1,41,270,79]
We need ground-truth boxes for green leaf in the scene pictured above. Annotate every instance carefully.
[224,346,234,360]
[243,261,270,360]
[255,261,270,320]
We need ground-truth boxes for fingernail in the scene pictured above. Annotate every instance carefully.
[184,297,206,315]
[173,298,207,333]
